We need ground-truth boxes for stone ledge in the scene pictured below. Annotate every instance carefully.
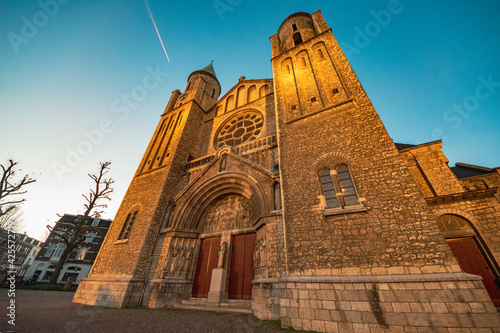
[278,273,482,284]
[80,277,144,283]
[323,204,367,216]
[252,278,280,284]
[151,278,192,284]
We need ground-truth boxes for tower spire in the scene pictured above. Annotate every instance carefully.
[199,61,217,78]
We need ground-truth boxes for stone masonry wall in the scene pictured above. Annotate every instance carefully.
[278,274,500,332]
[148,280,193,308]
[252,278,281,320]
[74,278,143,308]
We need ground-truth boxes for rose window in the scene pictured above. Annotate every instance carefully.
[215,111,263,148]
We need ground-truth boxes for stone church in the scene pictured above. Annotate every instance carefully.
[74,11,500,331]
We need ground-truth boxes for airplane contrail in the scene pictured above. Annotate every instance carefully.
[144,0,170,62]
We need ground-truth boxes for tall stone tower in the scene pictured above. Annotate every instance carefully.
[269,12,499,331]
[74,10,500,332]
[270,11,458,276]
[74,63,221,306]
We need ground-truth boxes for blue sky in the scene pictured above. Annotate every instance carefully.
[1,0,499,239]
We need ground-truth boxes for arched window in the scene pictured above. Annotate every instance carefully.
[336,164,359,206]
[247,85,257,103]
[319,168,339,208]
[293,32,303,46]
[225,95,235,112]
[319,164,363,212]
[118,211,138,240]
[259,85,268,98]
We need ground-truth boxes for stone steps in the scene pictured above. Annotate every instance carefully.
[173,298,253,315]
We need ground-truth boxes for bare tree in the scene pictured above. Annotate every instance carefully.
[0,205,25,233]
[0,159,35,219]
[48,162,114,284]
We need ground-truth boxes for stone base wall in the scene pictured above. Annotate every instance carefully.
[73,277,144,308]
[252,278,281,320]
[278,273,500,332]
[148,279,193,308]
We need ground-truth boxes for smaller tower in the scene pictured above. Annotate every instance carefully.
[73,63,221,308]
[176,62,220,112]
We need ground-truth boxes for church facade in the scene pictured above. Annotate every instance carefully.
[74,11,500,331]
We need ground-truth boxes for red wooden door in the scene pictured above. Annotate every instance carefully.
[192,237,220,298]
[228,233,255,300]
[447,237,500,305]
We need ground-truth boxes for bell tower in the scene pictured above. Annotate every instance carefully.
[74,63,221,308]
[271,11,460,275]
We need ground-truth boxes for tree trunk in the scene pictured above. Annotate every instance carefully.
[49,246,73,284]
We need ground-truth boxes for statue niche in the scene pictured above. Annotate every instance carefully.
[200,194,253,233]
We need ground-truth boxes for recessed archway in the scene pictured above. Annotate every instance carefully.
[173,172,268,232]
[436,214,500,305]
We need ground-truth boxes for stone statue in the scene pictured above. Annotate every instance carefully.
[217,241,228,268]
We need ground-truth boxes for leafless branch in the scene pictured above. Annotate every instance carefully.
[47,224,71,246]
[82,162,114,217]
[0,159,35,218]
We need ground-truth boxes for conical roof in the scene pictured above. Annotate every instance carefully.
[199,62,217,78]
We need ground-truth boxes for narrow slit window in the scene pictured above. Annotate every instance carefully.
[293,32,303,46]
[320,169,339,208]
[292,23,297,31]
[118,211,138,240]
[118,213,131,240]
[336,164,359,206]
[212,88,216,98]
[318,48,324,59]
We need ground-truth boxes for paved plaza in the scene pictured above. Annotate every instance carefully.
[0,289,294,333]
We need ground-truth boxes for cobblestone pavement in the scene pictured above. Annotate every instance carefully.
[1,289,296,333]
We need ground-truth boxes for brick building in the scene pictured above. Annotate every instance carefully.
[0,230,42,282]
[26,214,111,284]
[74,11,500,331]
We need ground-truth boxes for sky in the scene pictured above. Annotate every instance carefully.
[1,0,499,240]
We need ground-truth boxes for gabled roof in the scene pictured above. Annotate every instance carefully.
[394,143,416,150]
[451,163,494,179]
